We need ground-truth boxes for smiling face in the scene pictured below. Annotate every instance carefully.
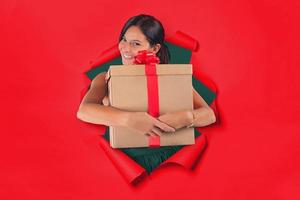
[118,26,160,65]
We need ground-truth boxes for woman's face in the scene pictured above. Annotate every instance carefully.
[118,26,160,65]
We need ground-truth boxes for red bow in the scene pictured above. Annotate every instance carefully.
[134,50,160,64]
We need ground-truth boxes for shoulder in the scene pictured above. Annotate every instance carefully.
[91,72,107,88]
[192,86,210,109]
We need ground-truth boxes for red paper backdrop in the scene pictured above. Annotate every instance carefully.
[1,0,299,199]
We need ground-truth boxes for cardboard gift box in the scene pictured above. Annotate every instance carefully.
[107,64,195,148]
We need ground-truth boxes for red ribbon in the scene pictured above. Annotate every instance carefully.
[134,50,161,147]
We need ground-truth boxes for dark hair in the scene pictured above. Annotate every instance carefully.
[119,14,170,64]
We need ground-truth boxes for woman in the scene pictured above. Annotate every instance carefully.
[77,14,216,172]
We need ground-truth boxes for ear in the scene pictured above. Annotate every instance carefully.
[151,44,161,54]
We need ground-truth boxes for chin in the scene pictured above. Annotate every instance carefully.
[122,59,134,65]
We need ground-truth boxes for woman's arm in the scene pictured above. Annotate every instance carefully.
[189,87,216,127]
[77,72,129,127]
[158,87,216,129]
[77,72,176,136]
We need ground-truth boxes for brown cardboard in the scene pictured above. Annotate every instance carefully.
[108,64,195,148]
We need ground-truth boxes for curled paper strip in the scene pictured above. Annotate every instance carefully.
[162,131,207,169]
[98,136,146,183]
[166,31,199,52]
[99,131,207,183]
[89,44,121,69]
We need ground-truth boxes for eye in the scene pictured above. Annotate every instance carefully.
[132,42,140,46]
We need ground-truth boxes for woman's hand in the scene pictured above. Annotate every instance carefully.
[158,110,194,130]
[102,95,110,106]
[124,112,176,137]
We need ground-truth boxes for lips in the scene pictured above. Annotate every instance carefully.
[122,54,134,60]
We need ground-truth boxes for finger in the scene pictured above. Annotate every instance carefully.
[154,120,176,132]
[147,131,158,137]
[151,127,163,136]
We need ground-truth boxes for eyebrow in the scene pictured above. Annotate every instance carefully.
[123,36,141,43]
